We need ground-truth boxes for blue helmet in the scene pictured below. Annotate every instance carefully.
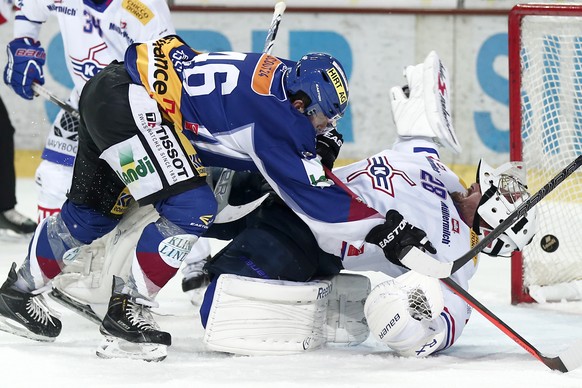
[285,53,349,121]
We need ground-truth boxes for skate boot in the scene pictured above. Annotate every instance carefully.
[181,255,211,293]
[97,277,171,362]
[0,209,37,236]
[0,263,62,341]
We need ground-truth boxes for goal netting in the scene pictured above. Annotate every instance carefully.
[509,4,582,304]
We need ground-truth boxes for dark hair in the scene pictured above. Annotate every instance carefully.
[287,90,312,107]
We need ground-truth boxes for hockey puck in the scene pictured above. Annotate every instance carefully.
[540,234,559,253]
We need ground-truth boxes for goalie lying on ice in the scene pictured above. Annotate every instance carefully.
[37,51,537,359]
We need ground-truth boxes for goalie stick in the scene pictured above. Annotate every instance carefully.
[401,154,582,278]
[442,277,582,372]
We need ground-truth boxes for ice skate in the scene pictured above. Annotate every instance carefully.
[0,209,37,239]
[0,263,62,341]
[181,256,210,305]
[96,277,171,362]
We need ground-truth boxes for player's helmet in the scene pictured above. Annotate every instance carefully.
[285,53,349,121]
[473,159,537,257]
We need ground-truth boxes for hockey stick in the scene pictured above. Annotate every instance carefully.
[32,83,80,119]
[442,277,582,372]
[213,1,286,218]
[401,154,582,278]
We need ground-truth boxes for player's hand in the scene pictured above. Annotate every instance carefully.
[365,210,436,267]
[316,127,343,169]
[4,38,46,100]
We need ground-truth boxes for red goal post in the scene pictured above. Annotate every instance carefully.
[509,4,582,304]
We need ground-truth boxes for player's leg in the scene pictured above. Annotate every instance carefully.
[78,63,216,361]
[36,108,79,222]
[200,197,369,355]
[0,137,120,341]
[0,96,36,236]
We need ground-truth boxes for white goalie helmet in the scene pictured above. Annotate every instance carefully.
[473,159,537,257]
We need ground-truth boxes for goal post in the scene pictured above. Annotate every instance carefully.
[509,4,582,304]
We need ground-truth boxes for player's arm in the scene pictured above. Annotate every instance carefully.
[4,0,50,99]
[123,0,176,41]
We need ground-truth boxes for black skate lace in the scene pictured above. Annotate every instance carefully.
[26,295,57,326]
[126,301,158,331]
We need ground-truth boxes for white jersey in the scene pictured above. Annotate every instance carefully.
[330,138,479,351]
[14,0,175,165]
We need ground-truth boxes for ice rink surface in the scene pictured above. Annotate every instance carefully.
[1,179,582,388]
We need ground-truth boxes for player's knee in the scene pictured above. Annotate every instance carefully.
[206,227,319,281]
[60,200,118,243]
[155,185,217,236]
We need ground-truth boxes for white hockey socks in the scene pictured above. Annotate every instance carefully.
[364,271,446,357]
[203,273,370,355]
[390,51,461,154]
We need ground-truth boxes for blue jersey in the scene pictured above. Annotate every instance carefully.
[124,35,382,242]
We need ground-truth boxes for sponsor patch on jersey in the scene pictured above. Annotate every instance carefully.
[122,0,153,25]
[100,136,163,201]
[252,54,283,96]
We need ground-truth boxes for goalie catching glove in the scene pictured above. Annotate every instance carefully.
[365,210,436,267]
[4,38,46,100]
[390,51,461,154]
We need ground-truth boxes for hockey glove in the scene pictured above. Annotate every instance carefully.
[316,127,343,169]
[4,37,46,100]
[365,210,436,267]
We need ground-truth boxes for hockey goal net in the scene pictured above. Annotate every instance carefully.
[509,4,582,304]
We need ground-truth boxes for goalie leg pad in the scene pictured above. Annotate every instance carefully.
[325,273,370,345]
[203,274,331,356]
[364,271,446,357]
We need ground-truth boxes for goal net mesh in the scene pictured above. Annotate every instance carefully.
[511,8,582,303]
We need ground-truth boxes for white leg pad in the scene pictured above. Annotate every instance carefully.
[364,271,446,357]
[204,274,331,355]
[52,204,159,317]
[325,272,370,345]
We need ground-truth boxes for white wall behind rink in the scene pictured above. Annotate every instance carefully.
[0,7,513,170]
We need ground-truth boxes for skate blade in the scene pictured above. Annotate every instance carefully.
[0,316,56,342]
[96,336,167,362]
[48,288,103,325]
[0,229,33,242]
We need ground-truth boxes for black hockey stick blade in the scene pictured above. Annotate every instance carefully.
[401,155,582,278]
[441,277,582,372]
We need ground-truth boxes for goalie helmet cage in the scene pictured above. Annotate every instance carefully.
[509,4,582,304]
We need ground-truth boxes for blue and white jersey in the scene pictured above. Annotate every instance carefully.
[124,35,383,243]
[14,0,175,165]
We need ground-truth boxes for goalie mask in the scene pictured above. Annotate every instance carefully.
[472,159,537,257]
[285,53,349,129]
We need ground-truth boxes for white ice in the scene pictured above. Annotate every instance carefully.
[1,178,581,388]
